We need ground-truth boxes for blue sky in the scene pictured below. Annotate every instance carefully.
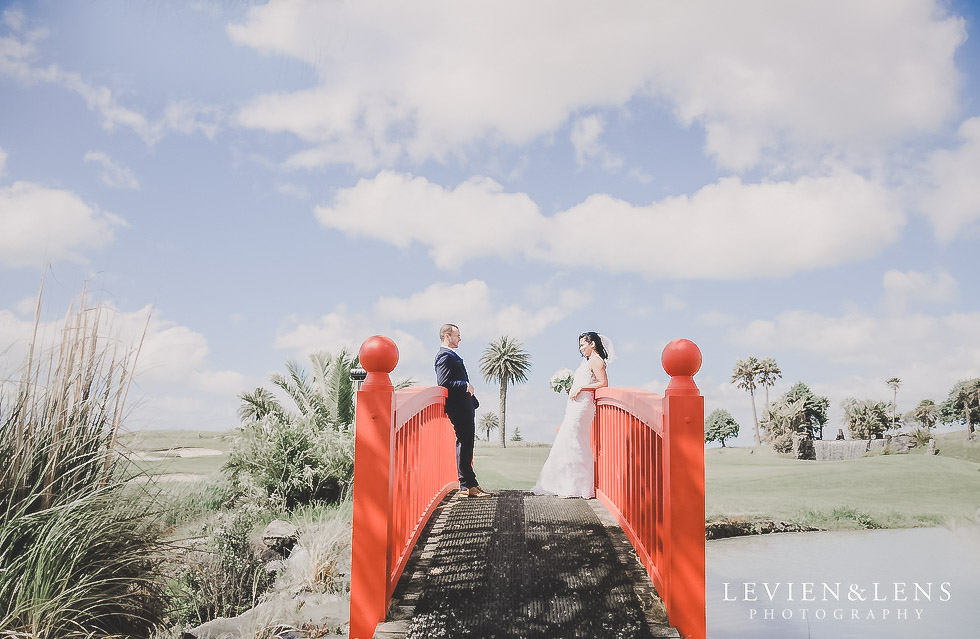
[1,0,978,445]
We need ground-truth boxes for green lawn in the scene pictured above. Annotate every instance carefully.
[473,441,552,490]
[125,428,980,531]
[117,428,233,453]
[914,428,980,463]
[705,442,980,529]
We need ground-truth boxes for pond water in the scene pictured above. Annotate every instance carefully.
[706,525,980,638]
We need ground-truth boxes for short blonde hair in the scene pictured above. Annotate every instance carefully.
[439,323,459,340]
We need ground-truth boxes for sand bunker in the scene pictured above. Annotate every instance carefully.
[130,473,209,483]
[153,473,208,483]
[131,447,224,461]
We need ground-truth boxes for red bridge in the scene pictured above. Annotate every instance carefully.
[349,336,705,639]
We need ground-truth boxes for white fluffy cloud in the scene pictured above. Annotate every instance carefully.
[0,301,244,430]
[228,0,964,171]
[315,171,544,269]
[0,181,125,268]
[571,114,623,171]
[274,279,587,380]
[316,170,902,279]
[374,280,587,340]
[274,307,428,378]
[0,146,7,175]
[83,151,140,190]
[918,117,980,241]
[881,269,958,313]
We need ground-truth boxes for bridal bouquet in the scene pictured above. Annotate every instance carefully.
[549,368,575,394]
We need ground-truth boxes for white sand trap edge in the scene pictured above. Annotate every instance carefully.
[131,447,224,461]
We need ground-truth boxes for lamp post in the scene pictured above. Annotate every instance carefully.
[350,366,367,411]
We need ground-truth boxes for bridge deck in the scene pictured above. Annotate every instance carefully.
[376,490,679,639]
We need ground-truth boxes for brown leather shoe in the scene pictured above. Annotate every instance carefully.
[467,486,493,498]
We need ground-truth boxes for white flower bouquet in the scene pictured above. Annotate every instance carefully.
[549,367,575,394]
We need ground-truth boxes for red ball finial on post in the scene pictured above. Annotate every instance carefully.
[662,338,701,396]
[358,335,399,390]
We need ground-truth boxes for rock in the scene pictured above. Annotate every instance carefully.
[187,592,348,638]
[266,559,289,574]
[706,518,822,540]
[263,519,299,555]
[288,544,311,576]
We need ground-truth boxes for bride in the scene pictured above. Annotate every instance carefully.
[532,331,612,499]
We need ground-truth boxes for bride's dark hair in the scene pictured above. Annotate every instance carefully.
[579,331,608,360]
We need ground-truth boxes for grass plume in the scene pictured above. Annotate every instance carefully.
[0,287,167,638]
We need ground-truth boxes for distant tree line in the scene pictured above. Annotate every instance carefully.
[720,356,980,450]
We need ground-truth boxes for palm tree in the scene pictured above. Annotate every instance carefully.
[757,357,782,411]
[731,356,762,444]
[239,347,396,432]
[886,377,902,430]
[940,378,980,440]
[238,386,289,424]
[478,412,500,441]
[480,336,531,448]
[780,381,829,439]
[909,399,939,431]
[840,397,890,439]
[762,396,807,452]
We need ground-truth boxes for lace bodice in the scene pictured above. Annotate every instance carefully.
[572,358,596,391]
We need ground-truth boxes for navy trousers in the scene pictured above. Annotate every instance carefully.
[448,408,478,489]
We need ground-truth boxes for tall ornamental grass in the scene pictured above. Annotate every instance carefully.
[0,293,168,638]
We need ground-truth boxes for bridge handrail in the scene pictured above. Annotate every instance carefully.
[595,386,665,433]
[348,337,457,639]
[394,384,444,421]
[593,339,705,639]
[348,335,705,639]
[390,385,456,590]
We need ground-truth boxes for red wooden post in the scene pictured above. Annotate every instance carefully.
[662,339,706,639]
[349,335,399,639]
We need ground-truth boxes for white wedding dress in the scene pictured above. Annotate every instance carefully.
[532,358,597,499]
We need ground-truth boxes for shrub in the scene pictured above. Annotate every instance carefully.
[168,507,273,627]
[910,428,933,448]
[225,416,354,510]
[771,432,793,454]
[705,408,739,447]
[841,397,891,439]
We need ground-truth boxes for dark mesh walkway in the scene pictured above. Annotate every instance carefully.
[378,490,678,639]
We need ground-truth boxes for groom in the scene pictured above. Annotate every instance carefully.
[435,323,491,498]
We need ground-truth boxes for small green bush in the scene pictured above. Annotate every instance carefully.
[910,428,933,448]
[771,432,793,454]
[168,507,273,627]
[832,506,882,529]
[225,416,354,510]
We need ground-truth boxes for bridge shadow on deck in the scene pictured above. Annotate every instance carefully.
[377,490,679,639]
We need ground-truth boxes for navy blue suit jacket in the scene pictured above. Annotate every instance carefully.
[435,347,479,423]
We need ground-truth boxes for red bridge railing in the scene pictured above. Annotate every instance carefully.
[593,338,705,639]
[348,335,704,639]
[348,336,457,639]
